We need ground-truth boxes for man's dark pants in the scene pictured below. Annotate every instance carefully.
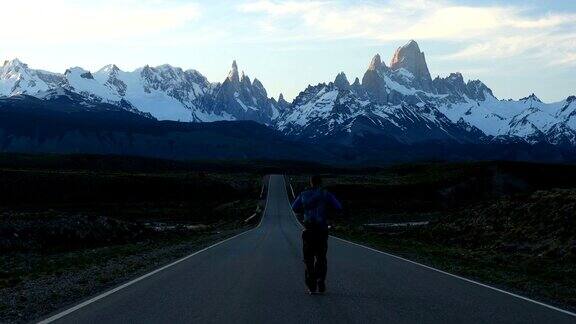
[302,225,328,290]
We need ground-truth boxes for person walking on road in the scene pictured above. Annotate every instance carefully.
[291,175,342,294]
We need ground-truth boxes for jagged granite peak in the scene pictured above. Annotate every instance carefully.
[432,72,495,101]
[228,60,239,83]
[448,72,464,82]
[390,40,419,68]
[275,92,290,111]
[362,57,388,103]
[368,54,384,71]
[278,93,289,104]
[465,79,494,101]
[433,72,467,96]
[520,93,542,103]
[252,78,267,97]
[334,72,350,89]
[241,71,251,86]
[390,40,432,90]
[213,60,277,124]
[352,77,361,87]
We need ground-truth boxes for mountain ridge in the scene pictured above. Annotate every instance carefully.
[2,40,576,151]
[0,58,280,124]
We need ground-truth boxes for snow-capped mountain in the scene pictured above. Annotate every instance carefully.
[0,59,280,124]
[275,77,483,145]
[277,40,576,147]
[276,41,485,145]
[0,59,65,95]
[2,40,576,149]
[211,61,280,124]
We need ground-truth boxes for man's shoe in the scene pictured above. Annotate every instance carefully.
[307,283,317,295]
[306,279,317,294]
[317,281,326,294]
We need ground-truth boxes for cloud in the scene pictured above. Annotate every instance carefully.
[240,1,325,15]
[238,0,576,66]
[556,53,576,66]
[0,0,201,44]
[445,32,576,69]
[444,36,543,60]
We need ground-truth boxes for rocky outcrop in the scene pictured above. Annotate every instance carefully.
[275,93,290,110]
[432,73,492,101]
[465,79,494,101]
[520,93,542,103]
[212,61,277,124]
[362,54,389,103]
[228,60,240,83]
[390,40,433,91]
[367,53,384,71]
[334,72,350,90]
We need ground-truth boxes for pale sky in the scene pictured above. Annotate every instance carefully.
[2,0,575,102]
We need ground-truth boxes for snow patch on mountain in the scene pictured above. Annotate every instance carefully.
[0,58,279,123]
[2,40,576,147]
[277,40,576,146]
[1,59,64,96]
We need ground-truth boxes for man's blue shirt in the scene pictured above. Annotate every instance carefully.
[292,188,342,229]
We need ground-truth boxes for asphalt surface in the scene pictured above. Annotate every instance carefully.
[43,175,575,323]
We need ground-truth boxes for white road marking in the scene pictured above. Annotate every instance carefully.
[284,175,576,318]
[38,177,271,324]
[330,236,576,318]
[40,174,576,322]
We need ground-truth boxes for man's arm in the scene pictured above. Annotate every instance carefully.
[292,194,304,214]
[327,192,343,210]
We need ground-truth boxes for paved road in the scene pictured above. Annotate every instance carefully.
[43,175,575,323]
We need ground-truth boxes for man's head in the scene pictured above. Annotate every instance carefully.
[310,175,322,188]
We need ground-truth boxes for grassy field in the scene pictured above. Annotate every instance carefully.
[0,155,266,323]
[288,161,576,311]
